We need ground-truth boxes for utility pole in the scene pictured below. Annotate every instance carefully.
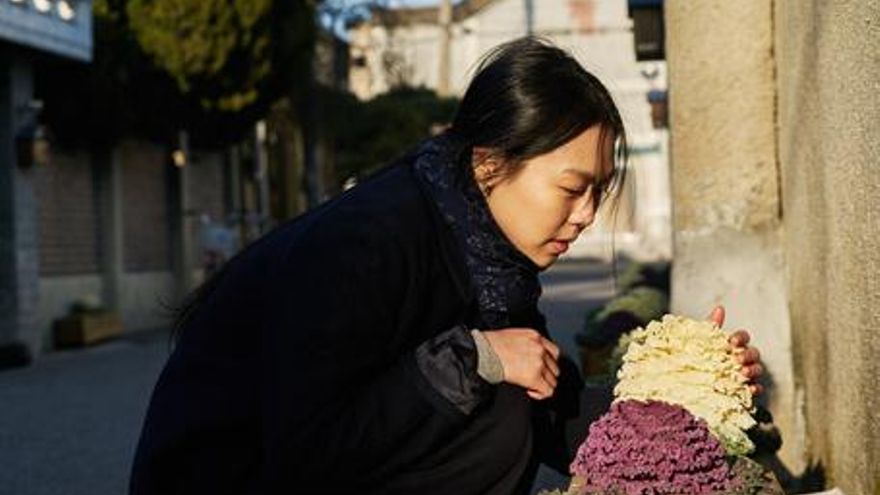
[172,129,195,298]
[438,0,453,97]
[254,120,270,233]
[524,0,534,35]
[301,52,322,209]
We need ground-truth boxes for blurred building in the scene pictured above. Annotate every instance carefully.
[0,1,265,361]
[0,7,352,363]
[29,141,238,347]
[665,1,879,492]
[348,0,672,262]
[0,0,94,360]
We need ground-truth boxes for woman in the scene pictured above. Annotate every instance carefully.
[130,37,764,495]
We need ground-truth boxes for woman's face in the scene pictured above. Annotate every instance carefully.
[475,125,615,270]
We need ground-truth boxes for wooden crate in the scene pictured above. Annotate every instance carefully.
[53,312,123,348]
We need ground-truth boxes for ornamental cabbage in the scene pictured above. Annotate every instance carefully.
[613,314,756,455]
[571,400,736,495]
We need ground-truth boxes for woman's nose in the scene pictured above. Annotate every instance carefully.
[569,196,596,228]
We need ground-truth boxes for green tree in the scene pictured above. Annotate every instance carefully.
[126,0,273,111]
[328,86,459,183]
[39,0,318,148]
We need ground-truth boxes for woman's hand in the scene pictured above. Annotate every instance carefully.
[481,328,561,400]
[708,306,765,396]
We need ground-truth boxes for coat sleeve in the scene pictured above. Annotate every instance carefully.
[259,221,490,490]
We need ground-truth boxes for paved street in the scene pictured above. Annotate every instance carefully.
[539,258,617,365]
[0,331,170,495]
[0,258,615,495]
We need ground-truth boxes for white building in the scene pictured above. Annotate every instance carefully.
[349,0,671,261]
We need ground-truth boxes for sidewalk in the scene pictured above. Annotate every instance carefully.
[0,258,615,495]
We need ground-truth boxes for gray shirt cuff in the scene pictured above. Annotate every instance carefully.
[470,329,504,385]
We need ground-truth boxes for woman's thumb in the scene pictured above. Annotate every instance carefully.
[707,305,725,327]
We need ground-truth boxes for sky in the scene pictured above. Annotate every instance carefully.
[321,0,456,38]
[389,0,445,6]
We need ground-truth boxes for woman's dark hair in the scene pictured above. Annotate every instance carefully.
[449,36,629,207]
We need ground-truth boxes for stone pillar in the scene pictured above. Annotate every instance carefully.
[775,1,880,491]
[665,0,804,471]
[0,55,40,358]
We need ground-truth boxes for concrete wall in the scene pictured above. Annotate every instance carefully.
[775,0,880,492]
[25,141,229,352]
[667,0,880,492]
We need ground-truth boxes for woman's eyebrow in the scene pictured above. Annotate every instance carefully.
[561,168,596,181]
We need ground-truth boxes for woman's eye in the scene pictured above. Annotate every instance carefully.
[562,186,588,196]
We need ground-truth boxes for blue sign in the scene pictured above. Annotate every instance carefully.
[0,0,92,62]
[629,0,662,7]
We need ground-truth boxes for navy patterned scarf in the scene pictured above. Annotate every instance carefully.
[411,132,542,330]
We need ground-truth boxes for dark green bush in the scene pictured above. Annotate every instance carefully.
[577,286,669,348]
[326,86,459,184]
[616,260,671,294]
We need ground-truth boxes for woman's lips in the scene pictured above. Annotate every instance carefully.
[549,239,570,255]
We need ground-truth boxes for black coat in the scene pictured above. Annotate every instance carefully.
[130,159,578,495]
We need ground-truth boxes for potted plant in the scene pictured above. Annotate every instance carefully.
[53,295,123,348]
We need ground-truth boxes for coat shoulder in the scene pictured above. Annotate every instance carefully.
[254,162,470,300]
[283,163,437,251]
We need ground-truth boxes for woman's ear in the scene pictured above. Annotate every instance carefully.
[472,147,501,185]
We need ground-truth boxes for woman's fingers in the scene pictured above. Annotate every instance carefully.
[737,346,761,365]
[528,342,560,400]
[698,310,765,391]
[541,337,561,360]
[696,310,766,396]
[543,353,560,377]
[542,368,558,390]
[482,328,561,400]
[741,363,763,380]
[526,352,559,400]
[526,351,559,400]
[729,330,751,347]
[707,305,725,327]
[527,374,555,400]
